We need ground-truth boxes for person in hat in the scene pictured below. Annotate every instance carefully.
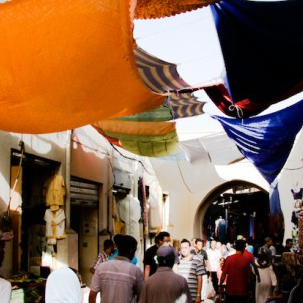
[0,224,14,303]
[139,245,192,303]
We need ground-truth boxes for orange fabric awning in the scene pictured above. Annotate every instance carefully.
[0,0,163,134]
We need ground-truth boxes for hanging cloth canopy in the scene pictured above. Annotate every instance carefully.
[214,99,303,184]
[210,0,303,118]
[93,119,179,157]
[135,0,219,19]
[115,106,173,122]
[0,0,164,134]
[165,92,206,119]
[134,47,192,94]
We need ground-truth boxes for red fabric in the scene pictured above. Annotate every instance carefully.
[204,83,276,118]
[222,254,251,296]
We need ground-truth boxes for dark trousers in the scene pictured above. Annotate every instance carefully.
[225,295,249,303]
[211,271,219,293]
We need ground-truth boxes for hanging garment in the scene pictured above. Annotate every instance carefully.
[44,208,66,245]
[44,175,66,210]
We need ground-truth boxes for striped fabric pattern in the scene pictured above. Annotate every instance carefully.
[134,47,191,94]
[135,47,206,119]
[165,92,206,119]
[178,256,205,299]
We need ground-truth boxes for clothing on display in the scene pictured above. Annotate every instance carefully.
[43,175,65,211]
[44,208,66,245]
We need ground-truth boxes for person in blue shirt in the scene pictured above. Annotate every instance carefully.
[108,234,138,265]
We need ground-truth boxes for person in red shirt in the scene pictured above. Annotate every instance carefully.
[218,240,252,303]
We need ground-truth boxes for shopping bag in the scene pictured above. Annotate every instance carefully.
[206,280,216,299]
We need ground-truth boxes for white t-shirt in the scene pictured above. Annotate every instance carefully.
[206,248,222,272]
[0,277,12,303]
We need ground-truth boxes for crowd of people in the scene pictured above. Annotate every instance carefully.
[2,228,302,303]
[44,232,302,303]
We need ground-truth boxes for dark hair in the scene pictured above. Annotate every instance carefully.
[264,237,272,244]
[235,239,246,252]
[286,238,293,245]
[118,235,137,256]
[113,234,124,247]
[195,238,204,245]
[181,239,190,246]
[157,231,170,242]
[155,234,160,244]
[157,254,175,268]
[104,239,114,250]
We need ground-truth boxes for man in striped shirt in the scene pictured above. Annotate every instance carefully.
[177,239,206,303]
[89,239,114,274]
[89,235,144,303]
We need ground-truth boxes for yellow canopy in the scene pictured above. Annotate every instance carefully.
[0,0,163,134]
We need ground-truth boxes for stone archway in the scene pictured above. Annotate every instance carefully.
[195,180,285,248]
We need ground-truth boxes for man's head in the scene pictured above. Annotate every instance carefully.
[157,231,170,247]
[118,235,137,260]
[219,257,225,267]
[195,238,204,251]
[210,240,217,250]
[264,237,273,247]
[180,239,191,258]
[104,239,115,254]
[113,234,123,248]
[156,246,176,268]
[285,238,293,248]
[235,239,246,253]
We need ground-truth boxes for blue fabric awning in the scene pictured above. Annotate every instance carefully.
[211,0,303,117]
[214,99,303,184]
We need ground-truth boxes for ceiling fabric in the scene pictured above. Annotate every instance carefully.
[135,0,219,19]
[211,0,303,118]
[165,92,206,119]
[214,99,303,184]
[115,106,173,122]
[93,120,178,157]
[0,0,163,134]
[134,47,192,94]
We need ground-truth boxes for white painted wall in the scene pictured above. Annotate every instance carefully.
[148,127,303,246]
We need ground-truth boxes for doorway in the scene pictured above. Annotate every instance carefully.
[202,181,284,248]
[11,149,60,274]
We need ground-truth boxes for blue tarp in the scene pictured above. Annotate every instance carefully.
[214,100,303,184]
[211,0,303,117]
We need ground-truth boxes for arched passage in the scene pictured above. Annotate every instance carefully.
[196,180,285,247]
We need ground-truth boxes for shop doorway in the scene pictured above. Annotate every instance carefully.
[70,177,100,285]
[202,181,284,248]
[11,149,60,274]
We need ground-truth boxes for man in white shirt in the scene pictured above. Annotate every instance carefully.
[206,240,222,293]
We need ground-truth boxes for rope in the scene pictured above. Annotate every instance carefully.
[229,104,244,119]
[4,140,25,222]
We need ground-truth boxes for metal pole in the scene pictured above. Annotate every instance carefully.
[65,130,72,229]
